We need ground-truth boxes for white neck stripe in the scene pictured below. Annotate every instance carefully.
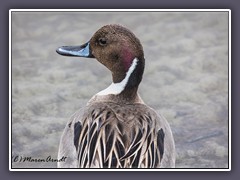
[97,58,139,96]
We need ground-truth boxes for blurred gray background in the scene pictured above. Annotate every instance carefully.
[11,11,229,168]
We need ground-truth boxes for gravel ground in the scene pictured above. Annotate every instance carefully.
[11,11,229,169]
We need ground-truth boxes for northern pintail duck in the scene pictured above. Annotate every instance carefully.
[56,24,175,168]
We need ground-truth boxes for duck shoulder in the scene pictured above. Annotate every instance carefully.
[58,101,175,168]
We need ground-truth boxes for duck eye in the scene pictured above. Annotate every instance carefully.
[99,38,107,46]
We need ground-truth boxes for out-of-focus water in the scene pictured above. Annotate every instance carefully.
[11,11,229,168]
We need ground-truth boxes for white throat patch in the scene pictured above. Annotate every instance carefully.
[97,58,139,96]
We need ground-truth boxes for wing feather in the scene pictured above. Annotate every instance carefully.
[73,104,168,168]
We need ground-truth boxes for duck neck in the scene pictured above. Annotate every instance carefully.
[97,57,145,102]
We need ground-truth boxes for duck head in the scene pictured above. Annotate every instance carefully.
[56,24,145,97]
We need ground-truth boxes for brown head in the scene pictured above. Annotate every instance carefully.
[56,24,145,98]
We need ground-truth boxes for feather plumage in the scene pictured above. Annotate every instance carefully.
[58,102,175,168]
